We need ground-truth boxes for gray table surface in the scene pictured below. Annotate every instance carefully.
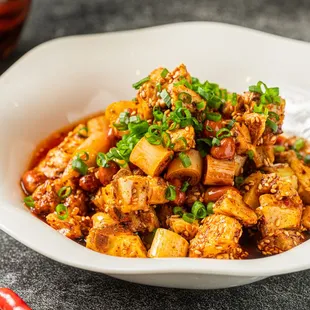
[1,1,310,309]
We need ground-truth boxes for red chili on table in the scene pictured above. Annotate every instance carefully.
[0,288,31,310]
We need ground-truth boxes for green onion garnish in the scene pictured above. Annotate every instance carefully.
[24,196,34,208]
[206,202,214,214]
[196,101,205,110]
[216,128,231,140]
[161,68,169,78]
[72,151,89,175]
[293,138,305,152]
[268,111,280,121]
[304,154,310,165]
[179,152,191,168]
[175,137,188,151]
[165,185,177,201]
[96,152,109,167]
[205,125,213,132]
[77,126,88,138]
[227,119,236,130]
[57,186,72,199]
[181,181,190,192]
[266,118,278,133]
[153,108,163,121]
[191,201,207,219]
[56,204,69,220]
[182,213,195,223]
[156,83,162,92]
[161,132,171,148]
[231,92,238,106]
[206,112,222,122]
[132,76,150,89]
[159,89,172,107]
[274,145,285,153]
[197,138,212,157]
[178,92,192,104]
[247,150,254,160]
[173,206,183,216]
[173,78,192,89]
[212,137,221,146]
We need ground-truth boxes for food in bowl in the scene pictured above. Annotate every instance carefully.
[21,64,310,259]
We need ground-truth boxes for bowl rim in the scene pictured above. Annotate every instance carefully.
[1,21,310,277]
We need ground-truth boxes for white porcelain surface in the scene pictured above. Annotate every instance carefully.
[1,22,310,290]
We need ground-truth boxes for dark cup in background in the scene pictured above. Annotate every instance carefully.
[0,0,31,60]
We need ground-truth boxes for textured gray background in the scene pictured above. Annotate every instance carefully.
[1,0,310,309]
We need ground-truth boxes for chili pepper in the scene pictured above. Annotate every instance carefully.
[0,288,31,310]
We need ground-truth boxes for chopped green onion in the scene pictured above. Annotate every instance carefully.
[178,92,192,104]
[196,101,205,110]
[56,204,69,220]
[181,181,190,192]
[231,93,237,106]
[145,124,162,145]
[161,132,171,148]
[295,151,303,159]
[175,100,183,108]
[274,145,285,153]
[24,196,34,208]
[234,176,244,188]
[247,150,254,160]
[159,89,172,107]
[205,125,213,132]
[206,112,222,122]
[132,76,150,89]
[177,136,188,148]
[179,152,191,168]
[173,78,192,89]
[191,201,207,219]
[266,118,278,133]
[268,111,280,121]
[77,126,88,138]
[206,202,214,214]
[96,152,109,167]
[161,68,169,78]
[216,128,231,140]
[227,119,236,130]
[72,152,89,175]
[153,108,163,121]
[197,138,212,157]
[145,133,162,145]
[192,117,203,132]
[182,213,195,223]
[212,137,221,147]
[304,154,310,165]
[173,206,183,216]
[57,186,72,199]
[156,83,162,92]
[293,138,305,152]
[165,185,177,201]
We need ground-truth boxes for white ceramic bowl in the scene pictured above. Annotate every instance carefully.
[1,22,310,290]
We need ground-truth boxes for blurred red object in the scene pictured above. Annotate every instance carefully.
[0,0,31,59]
[0,288,31,310]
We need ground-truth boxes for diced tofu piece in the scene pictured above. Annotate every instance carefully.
[167,217,199,240]
[301,206,310,230]
[234,155,247,176]
[92,212,119,228]
[114,176,149,213]
[46,213,83,239]
[203,155,235,186]
[244,112,267,145]
[92,183,116,211]
[147,177,168,204]
[213,190,257,226]
[36,124,86,178]
[253,145,275,168]
[243,171,263,209]
[262,164,298,190]
[167,126,195,152]
[122,207,159,233]
[148,228,189,258]
[257,173,279,195]
[232,123,251,155]
[189,214,247,259]
[257,194,302,237]
[86,226,147,257]
[298,186,310,204]
[87,115,109,135]
[258,229,304,255]
[289,156,310,203]
[130,137,173,177]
